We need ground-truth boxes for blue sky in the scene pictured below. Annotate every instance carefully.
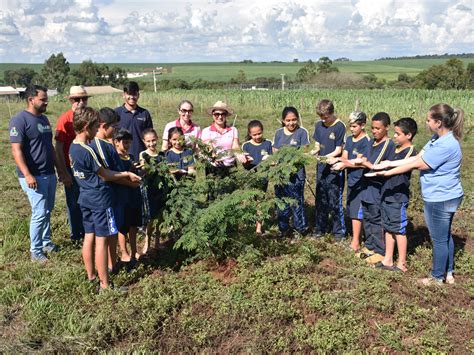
[0,0,472,63]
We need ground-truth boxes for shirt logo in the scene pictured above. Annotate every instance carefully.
[290,139,297,146]
[9,126,18,137]
[37,123,52,133]
[329,132,336,140]
[136,116,145,121]
[352,148,358,156]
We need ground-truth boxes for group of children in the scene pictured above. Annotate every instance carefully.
[69,106,195,291]
[70,98,420,290]
[240,99,418,273]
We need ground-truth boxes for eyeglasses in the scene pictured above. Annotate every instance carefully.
[213,112,227,118]
[73,97,88,102]
[180,109,193,114]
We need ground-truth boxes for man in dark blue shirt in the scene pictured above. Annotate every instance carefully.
[115,81,153,159]
[9,85,58,262]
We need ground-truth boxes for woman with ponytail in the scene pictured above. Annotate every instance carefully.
[371,103,464,285]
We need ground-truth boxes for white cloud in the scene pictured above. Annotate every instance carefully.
[0,0,472,62]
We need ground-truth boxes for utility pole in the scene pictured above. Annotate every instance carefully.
[280,73,285,90]
[153,70,157,92]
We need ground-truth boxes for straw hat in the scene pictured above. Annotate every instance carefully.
[207,101,234,115]
[66,85,90,99]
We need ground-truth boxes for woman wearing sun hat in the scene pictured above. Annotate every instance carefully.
[200,101,247,178]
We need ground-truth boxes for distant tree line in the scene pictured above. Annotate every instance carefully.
[377,53,473,60]
[3,53,127,92]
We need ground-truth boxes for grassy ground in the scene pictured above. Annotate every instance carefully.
[0,89,472,352]
[1,58,473,83]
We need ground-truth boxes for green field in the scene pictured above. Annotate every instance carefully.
[1,89,473,352]
[1,58,473,83]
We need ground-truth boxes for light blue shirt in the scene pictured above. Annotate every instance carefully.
[420,132,463,202]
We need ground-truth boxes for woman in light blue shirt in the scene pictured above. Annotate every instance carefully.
[373,103,464,285]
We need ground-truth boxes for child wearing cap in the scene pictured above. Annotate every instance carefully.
[330,111,370,251]
[69,107,140,291]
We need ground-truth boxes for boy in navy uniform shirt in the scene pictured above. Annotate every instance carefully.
[312,99,346,240]
[113,128,142,265]
[330,111,370,251]
[374,117,417,272]
[359,112,396,264]
[115,81,153,159]
[69,107,140,291]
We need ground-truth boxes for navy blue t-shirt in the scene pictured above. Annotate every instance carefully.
[313,119,346,178]
[344,135,370,188]
[165,148,195,170]
[382,146,417,203]
[273,127,310,181]
[241,139,273,170]
[69,142,113,210]
[118,153,141,209]
[360,138,396,204]
[312,119,346,155]
[9,110,55,177]
[90,137,122,204]
[115,105,153,159]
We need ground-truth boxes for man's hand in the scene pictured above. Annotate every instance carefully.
[58,172,73,187]
[372,160,391,171]
[25,174,37,190]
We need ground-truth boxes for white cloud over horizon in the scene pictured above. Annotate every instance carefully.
[0,0,472,63]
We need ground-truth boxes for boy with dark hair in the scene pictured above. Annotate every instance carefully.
[69,107,141,291]
[115,81,153,159]
[374,117,417,272]
[358,112,396,264]
[113,128,142,265]
[312,99,346,240]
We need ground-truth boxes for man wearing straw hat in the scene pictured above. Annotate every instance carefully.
[54,85,90,243]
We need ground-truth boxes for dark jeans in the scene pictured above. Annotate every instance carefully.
[314,168,346,239]
[275,178,307,233]
[362,201,385,255]
[65,168,84,240]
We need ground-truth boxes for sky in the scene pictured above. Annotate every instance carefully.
[0,0,472,63]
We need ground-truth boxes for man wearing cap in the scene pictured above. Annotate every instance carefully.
[54,85,90,242]
[9,85,58,262]
[115,81,153,159]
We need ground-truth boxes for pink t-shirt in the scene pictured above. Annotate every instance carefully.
[201,124,238,166]
[162,119,201,147]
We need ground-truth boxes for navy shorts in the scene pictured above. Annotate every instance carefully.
[113,204,126,234]
[347,186,364,220]
[80,206,118,237]
[381,201,409,235]
[125,206,142,228]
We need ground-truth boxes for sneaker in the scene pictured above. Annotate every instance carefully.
[31,252,48,263]
[365,253,385,265]
[418,277,443,286]
[43,243,59,254]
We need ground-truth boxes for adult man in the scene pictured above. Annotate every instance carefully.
[9,85,58,262]
[115,81,153,159]
[55,85,90,242]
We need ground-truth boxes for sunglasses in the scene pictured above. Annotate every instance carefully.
[73,97,88,102]
[180,109,193,114]
[213,112,227,118]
